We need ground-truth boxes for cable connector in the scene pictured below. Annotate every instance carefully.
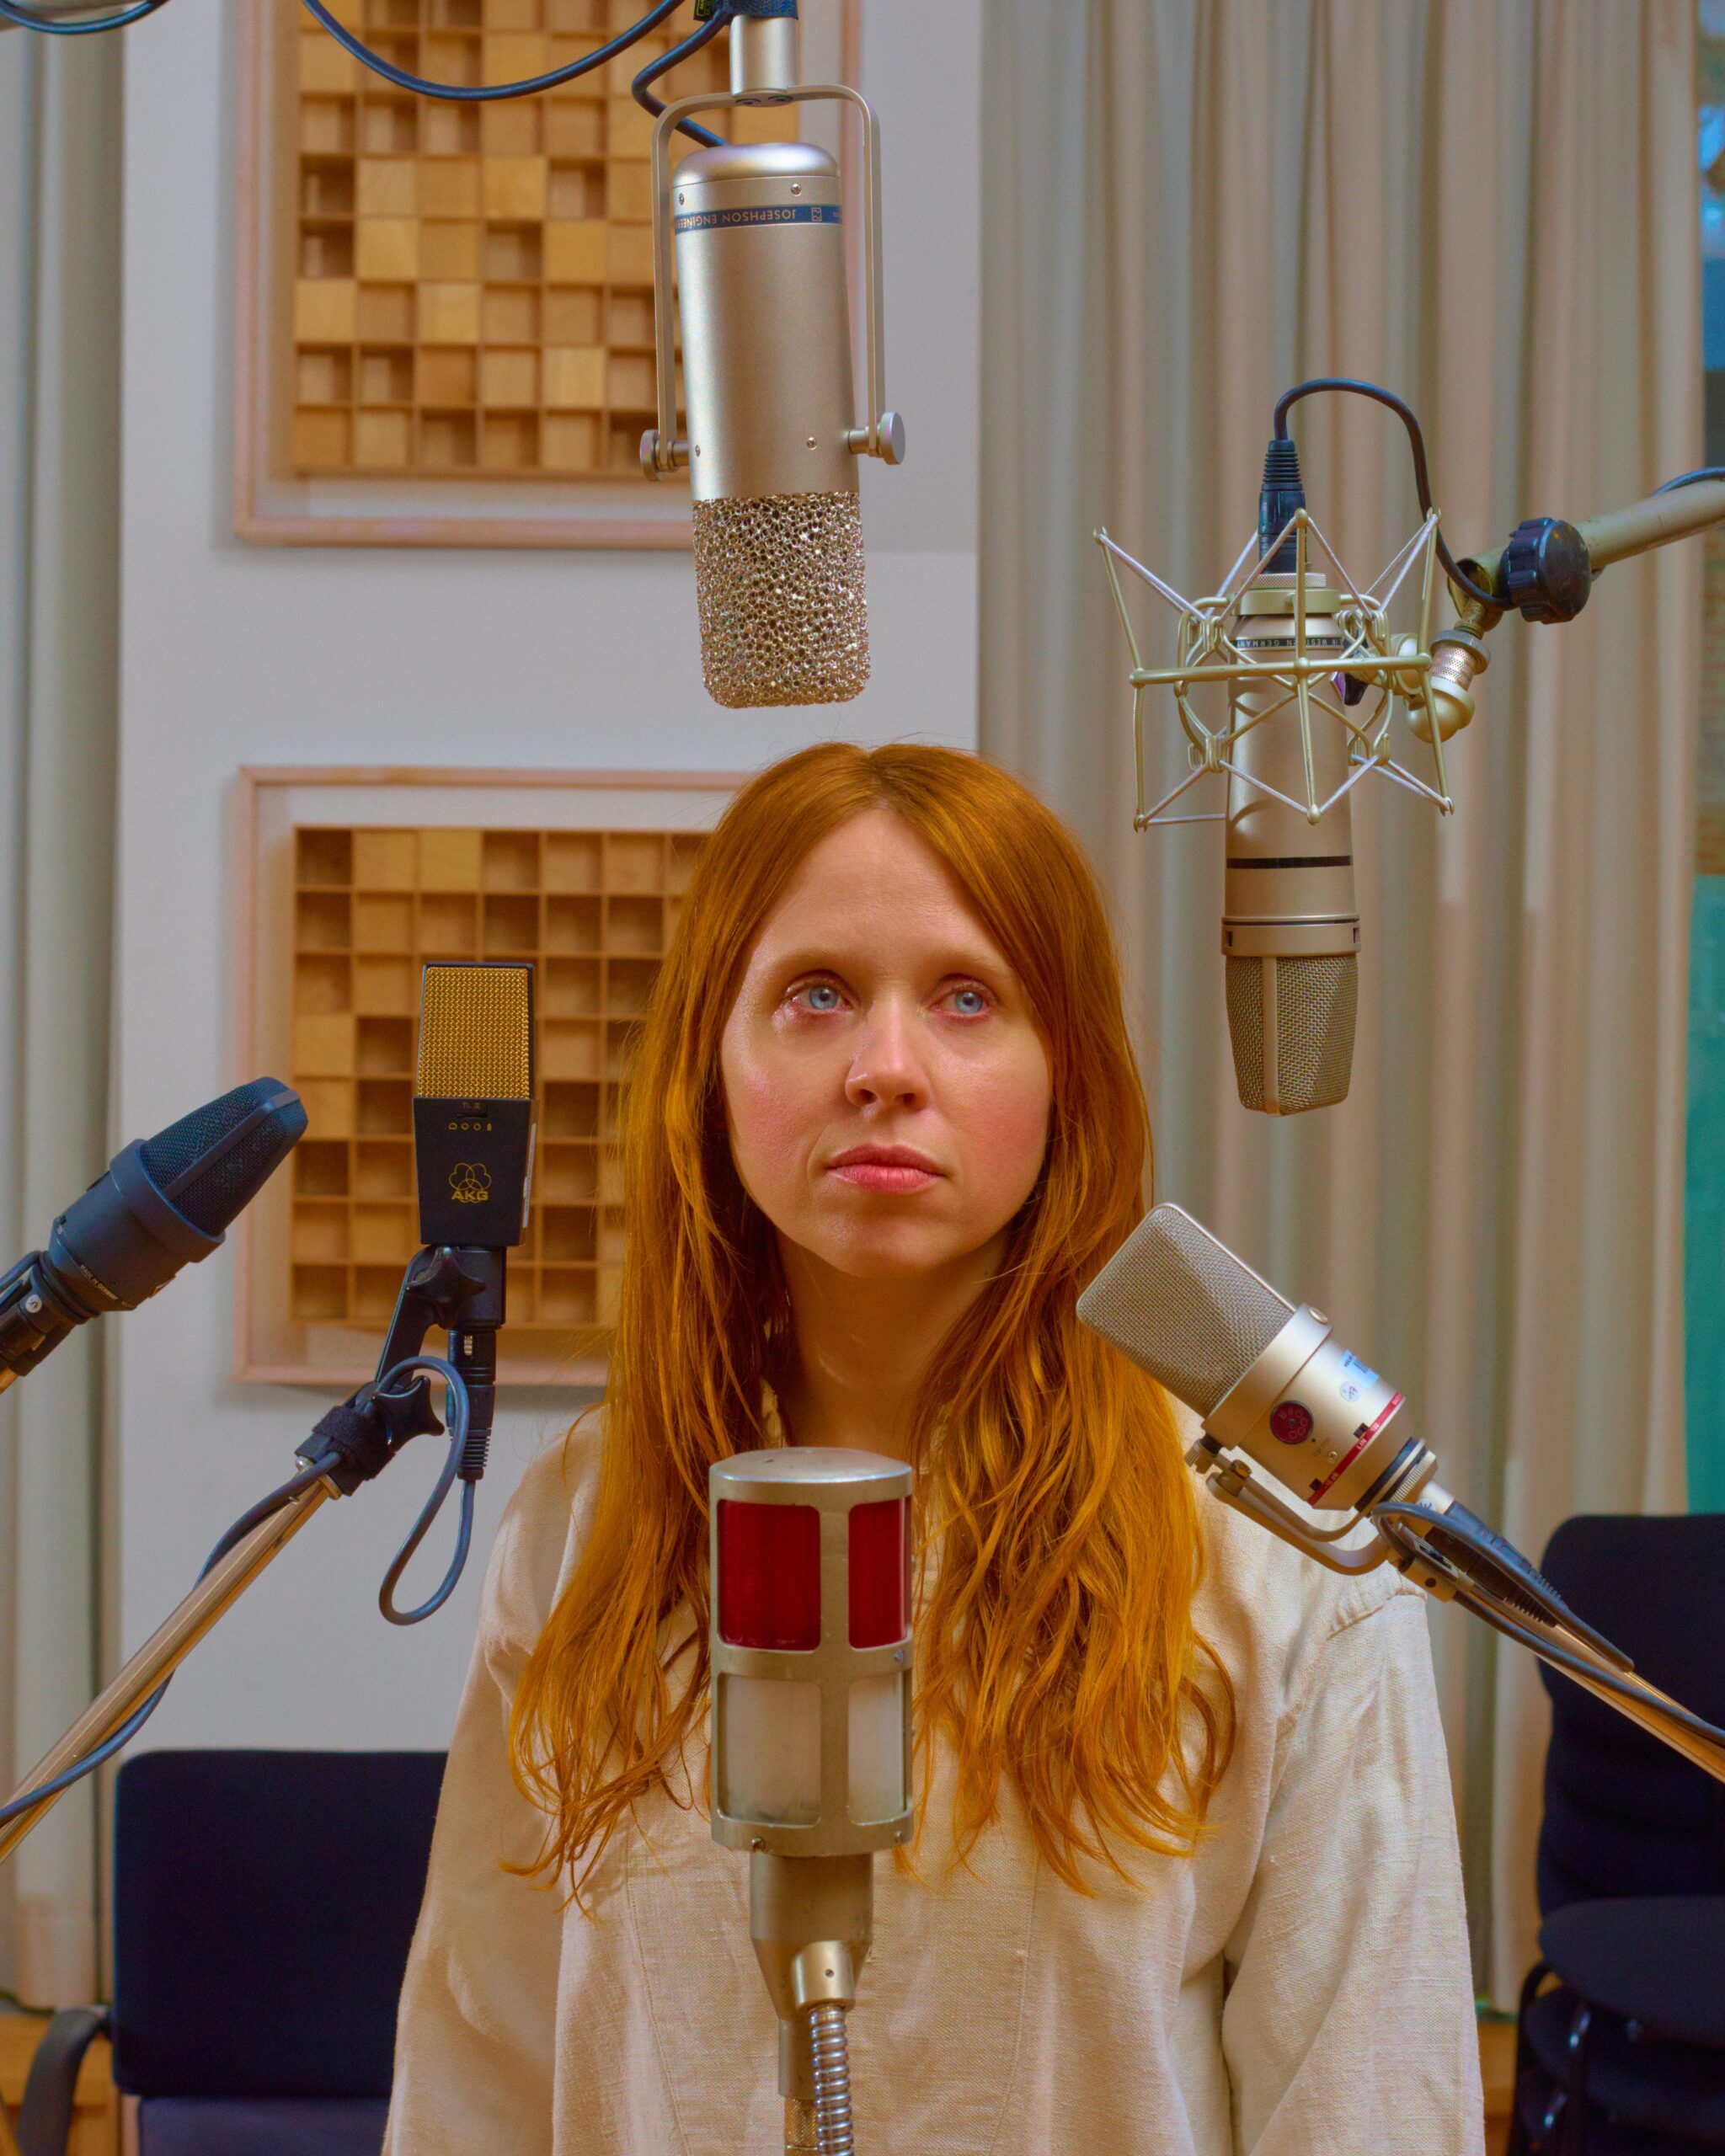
[1258,436,1306,573]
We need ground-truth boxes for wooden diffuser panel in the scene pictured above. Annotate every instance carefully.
[289,0,796,481]
[288,819,703,1370]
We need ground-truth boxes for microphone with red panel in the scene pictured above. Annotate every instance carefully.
[710,1445,912,2154]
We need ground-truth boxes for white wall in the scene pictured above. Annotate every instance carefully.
[115,0,982,1751]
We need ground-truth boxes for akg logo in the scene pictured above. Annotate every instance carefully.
[448,1163,493,1206]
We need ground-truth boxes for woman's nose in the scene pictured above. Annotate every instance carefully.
[844,1000,929,1111]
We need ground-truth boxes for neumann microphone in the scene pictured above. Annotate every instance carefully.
[1223,440,1359,1115]
[0,1077,307,1394]
[1076,1203,1579,1615]
[1076,1203,1725,1785]
[641,0,905,710]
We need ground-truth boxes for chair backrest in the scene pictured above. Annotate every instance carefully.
[1536,1514,1725,1915]
[112,1749,445,2100]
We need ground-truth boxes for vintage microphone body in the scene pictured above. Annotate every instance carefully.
[641,1,904,711]
[709,1447,913,2155]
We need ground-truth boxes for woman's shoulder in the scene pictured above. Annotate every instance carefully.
[1170,1400,1428,1726]
[480,1409,607,1665]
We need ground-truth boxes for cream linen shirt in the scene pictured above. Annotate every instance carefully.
[385,1421,1484,2156]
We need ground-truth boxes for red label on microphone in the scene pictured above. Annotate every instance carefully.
[1308,1393,1404,1506]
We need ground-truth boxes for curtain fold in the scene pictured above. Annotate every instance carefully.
[981,0,1699,2003]
[0,24,123,2007]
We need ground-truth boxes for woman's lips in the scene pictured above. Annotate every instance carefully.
[826,1146,944,1193]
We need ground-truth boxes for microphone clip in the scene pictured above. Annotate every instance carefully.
[299,1245,506,1498]
[301,1375,444,1498]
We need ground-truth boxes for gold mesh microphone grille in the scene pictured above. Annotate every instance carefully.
[1076,1203,1294,1417]
[416,963,533,1100]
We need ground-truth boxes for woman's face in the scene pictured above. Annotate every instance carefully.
[719,808,1053,1283]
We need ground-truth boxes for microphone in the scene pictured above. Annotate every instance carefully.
[709,1446,912,2151]
[1076,1203,1566,1619]
[640,1,905,711]
[406,961,536,1455]
[1076,1203,1725,1787]
[0,1077,307,1395]
[1222,440,1359,1115]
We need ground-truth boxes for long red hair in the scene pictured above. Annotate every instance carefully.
[511,743,1232,1894]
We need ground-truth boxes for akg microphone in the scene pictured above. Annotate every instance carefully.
[1222,440,1359,1115]
[641,1,905,711]
[1076,1203,1566,1619]
[0,1077,307,1395]
[410,961,536,1450]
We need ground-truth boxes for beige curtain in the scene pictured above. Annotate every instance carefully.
[981,0,1699,2003]
[0,25,123,2005]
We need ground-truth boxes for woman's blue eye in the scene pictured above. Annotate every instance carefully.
[949,987,988,1017]
[804,983,842,1011]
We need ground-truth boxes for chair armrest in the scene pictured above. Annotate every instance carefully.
[16,2008,109,2156]
[1540,1897,1725,2047]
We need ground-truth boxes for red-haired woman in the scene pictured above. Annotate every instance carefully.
[386,744,1482,2156]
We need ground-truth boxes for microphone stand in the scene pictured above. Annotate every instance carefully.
[1187,1438,1725,1787]
[0,1489,329,1865]
[0,1243,499,1863]
[1423,472,1725,735]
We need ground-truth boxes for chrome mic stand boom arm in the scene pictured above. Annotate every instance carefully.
[0,1241,496,1864]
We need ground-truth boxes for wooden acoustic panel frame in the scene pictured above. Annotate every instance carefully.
[234,0,862,547]
[234,768,741,1387]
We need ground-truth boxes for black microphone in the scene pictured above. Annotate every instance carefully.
[0,1077,307,1393]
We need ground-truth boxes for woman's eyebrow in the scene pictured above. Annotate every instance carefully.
[761,940,1017,983]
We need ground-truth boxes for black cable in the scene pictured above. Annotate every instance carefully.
[373,1355,476,1626]
[1446,1577,1725,1764]
[296,0,686,104]
[0,1455,333,1829]
[0,0,167,29]
[1272,376,1515,614]
[1373,1500,1632,1671]
[633,3,732,149]
[0,1347,478,1827]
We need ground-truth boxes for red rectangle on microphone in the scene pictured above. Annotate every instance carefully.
[848,1497,909,1647]
[717,1500,821,1650]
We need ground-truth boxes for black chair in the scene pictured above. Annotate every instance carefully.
[20,1749,444,2156]
[1508,1516,1725,2154]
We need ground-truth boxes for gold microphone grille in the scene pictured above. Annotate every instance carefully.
[416,964,533,1100]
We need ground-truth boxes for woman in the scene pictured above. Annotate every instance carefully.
[386,743,1482,2155]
